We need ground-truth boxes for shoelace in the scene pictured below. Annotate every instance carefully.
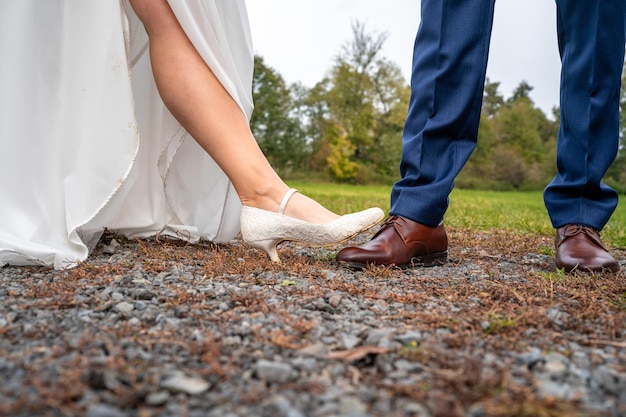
[379,215,400,230]
[559,224,606,250]
[561,224,595,237]
[372,215,402,239]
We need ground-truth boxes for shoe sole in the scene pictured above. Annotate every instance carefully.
[338,251,448,271]
[556,262,620,274]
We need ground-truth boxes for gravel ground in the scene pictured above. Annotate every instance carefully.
[1,228,625,417]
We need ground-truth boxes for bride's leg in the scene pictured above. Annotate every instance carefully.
[128,0,339,223]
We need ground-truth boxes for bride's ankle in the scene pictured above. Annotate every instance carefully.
[240,186,289,212]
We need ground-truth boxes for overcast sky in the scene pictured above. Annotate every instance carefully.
[246,0,561,115]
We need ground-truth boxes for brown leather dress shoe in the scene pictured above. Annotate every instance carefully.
[336,215,447,269]
[555,225,620,273]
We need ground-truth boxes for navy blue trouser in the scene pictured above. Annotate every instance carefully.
[390,0,625,231]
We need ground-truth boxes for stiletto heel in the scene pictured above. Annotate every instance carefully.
[240,188,384,262]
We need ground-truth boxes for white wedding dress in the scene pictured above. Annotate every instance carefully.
[0,0,253,268]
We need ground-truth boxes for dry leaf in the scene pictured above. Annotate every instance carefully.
[326,346,392,362]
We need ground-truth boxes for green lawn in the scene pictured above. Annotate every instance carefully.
[288,181,626,248]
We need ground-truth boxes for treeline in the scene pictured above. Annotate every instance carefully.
[250,23,626,192]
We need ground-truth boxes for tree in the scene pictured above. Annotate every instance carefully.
[605,61,626,190]
[507,80,533,103]
[250,56,308,176]
[305,21,409,182]
[325,124,360,181]
[482,78,505,118]
[460,81,558,189]
[494,98,545,163]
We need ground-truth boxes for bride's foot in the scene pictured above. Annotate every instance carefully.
[242,187,340,224]
[282,192,340,224]
[240,189,384,262]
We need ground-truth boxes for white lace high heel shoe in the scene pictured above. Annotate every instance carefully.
[240,189,384,262]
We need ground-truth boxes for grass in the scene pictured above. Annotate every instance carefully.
[287,181,391,214]
[288,181,626,248]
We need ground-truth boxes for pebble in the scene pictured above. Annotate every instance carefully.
[145,390,171,406]
[404,402,431,417]
[102,239,121,255]
[593,365,626,396]
[127,317,140,326]
[536,379,584,400]
[160,373,210,395]
[304,298,335,313]
[394,331,424,346]
[86,404,126,417]
[542,352,569,380]
[514,347,545,369]
[546,305,570,328]
[328,293,343,308]
[255,359,296,384]
[365,328,396,345]
[114,301,134,314]
[266,395,306,417]
[339,396,369,416]
[341,333,361,349]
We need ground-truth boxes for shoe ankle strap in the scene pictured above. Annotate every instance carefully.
[278,188,298,215]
